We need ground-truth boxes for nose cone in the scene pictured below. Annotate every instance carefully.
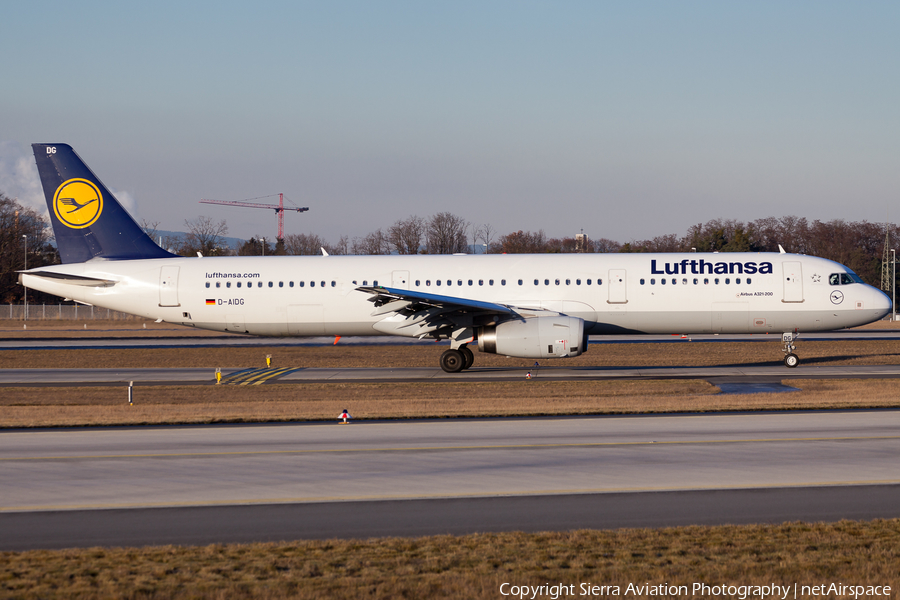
[867,286,892,321]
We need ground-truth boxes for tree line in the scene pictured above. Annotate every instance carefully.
[1,190,897,304]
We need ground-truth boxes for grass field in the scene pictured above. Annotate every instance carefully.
[2,521,898,599]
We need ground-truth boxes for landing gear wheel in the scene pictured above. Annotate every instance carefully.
[440,349,465,373]
[784,353,800,368]
[460,346,475,370]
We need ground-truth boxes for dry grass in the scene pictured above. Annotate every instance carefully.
[2,520,898,599]
[2,378,900,428]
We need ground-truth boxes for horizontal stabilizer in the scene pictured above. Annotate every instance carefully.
[19,270,117,288]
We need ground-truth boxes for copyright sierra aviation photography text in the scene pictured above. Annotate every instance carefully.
[498,581,893,600]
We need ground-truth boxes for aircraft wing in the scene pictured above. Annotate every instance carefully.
[356,285,520,317]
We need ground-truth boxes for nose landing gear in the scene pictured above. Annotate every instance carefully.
[782,331,800,368]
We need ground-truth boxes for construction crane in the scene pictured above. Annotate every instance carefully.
[199,194,309,242]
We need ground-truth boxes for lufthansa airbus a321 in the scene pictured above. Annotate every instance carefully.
[21,144,892,372]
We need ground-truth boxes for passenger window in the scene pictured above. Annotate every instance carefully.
[290,281,294,288]
[279,282,283,288]
[216,282,221,288]
[693,278,698,285]
[576,279,581,285]
[671,279,676,285]
[725,278,730,284]
[321,281,326,287]
[597,279,603,285]
[682,278,687,285]
[426,280,431,286]
[501,279,506,286]
[534,279,539,285]
[640,279,645,285]
[299,281,305,287]
[415,280,420,286]
[310,281,314,287]
[555,279,560,285]
[715,278,720,284]
[587,279,592,285]
[373,280,378,286]
[479,280,484,286]
[650,278,655,285]
[447,280,452,286]
[226,282,231,288]
[457,280,462,286]
[331,281,336,287]
[489,279,494,286]
[363,281,368,286]
[704,278,709,285]
[437,280,442,286]
[544,279,549,285]
[747,277,752,284]
[468,280,473,286]
[736,278,741,284]
[518,279,523,285]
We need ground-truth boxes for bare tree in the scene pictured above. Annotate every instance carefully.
[497,230,547,253]
[476,223,496,254]
[0,193,56,303]
[284,233,327,256]
[325,235,350,256]
[352,228,391,255]
[388,215,426,254]
[182,216,230,256]
[426,212,469,254]
[592,237,622,253]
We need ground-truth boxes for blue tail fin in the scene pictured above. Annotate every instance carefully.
[32,143,178,264]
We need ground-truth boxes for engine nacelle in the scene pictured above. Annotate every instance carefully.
[478,316,586,359]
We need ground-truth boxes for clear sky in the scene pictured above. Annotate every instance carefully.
[2,1,898,245]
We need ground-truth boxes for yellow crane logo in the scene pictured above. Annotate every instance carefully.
[53,179,103,229]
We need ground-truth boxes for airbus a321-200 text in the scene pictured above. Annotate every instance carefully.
[22,144,891,372]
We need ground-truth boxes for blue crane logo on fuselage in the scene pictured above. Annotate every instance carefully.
[53,178,103,229]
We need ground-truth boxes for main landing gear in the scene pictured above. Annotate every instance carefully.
[440,345,475,373]
[782,331,800,368]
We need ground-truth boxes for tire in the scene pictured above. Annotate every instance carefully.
[460,346,475,370]
[440,349,465,373]
[784,353,800,368]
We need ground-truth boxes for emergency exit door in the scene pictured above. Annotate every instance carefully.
[159,266,180,307]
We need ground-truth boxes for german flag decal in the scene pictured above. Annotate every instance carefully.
[206,299,216,305]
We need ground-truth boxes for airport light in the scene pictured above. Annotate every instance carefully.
[22,235,27,321]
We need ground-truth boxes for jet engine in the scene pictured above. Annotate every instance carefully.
[477,316,586,359]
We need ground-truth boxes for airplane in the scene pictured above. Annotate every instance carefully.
[21,143,892,372]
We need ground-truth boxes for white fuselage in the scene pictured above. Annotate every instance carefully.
[21,252,892,338]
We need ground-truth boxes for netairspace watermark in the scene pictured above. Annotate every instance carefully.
[498,582,893,600]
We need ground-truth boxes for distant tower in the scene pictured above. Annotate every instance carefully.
[881,221,891,292]
[575,230,589,253]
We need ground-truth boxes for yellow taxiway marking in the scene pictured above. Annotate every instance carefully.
[217,367,298,385]
[4,480,900,513]
[3,435,900,462]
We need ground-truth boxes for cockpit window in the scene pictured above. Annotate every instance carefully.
[830,272,862,285]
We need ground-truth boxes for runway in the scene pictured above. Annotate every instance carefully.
[2,410,899,549]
